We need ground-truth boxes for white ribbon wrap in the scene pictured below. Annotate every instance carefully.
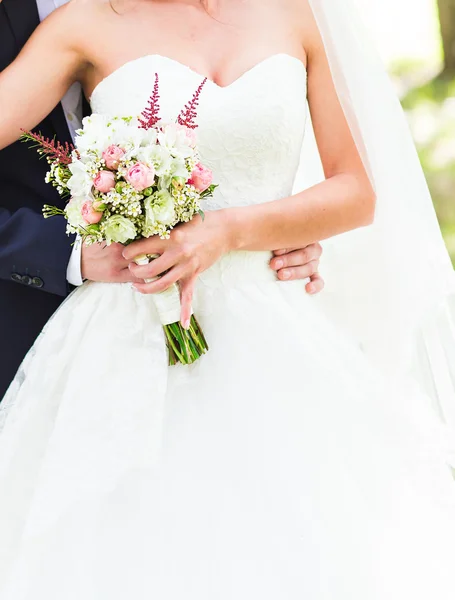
[134,254,182,325]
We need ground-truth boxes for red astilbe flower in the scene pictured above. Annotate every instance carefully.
[139,73,161,129]
[21,130,74,165]
[177,78,207,130]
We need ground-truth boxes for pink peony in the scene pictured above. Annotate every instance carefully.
[102,145,125,170]
[188,163,213,193]
[81,200,103,224]
[93,170,115,194]
[125,162,156,191]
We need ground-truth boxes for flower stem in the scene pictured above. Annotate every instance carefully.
[162,316,208,366]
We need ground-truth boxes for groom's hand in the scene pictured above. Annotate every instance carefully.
[81,242,142,283]
[270,243,324,294]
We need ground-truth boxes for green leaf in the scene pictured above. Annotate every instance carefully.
[200,184,218,199]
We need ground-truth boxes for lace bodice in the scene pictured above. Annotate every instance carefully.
[90,54,307,211]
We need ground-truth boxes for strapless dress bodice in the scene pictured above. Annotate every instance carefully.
[90,54,307,211]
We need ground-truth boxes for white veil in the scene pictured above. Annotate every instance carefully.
[299,0,455,424]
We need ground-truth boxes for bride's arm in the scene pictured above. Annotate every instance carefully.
[0,3,87,150]
[225,8,375,252]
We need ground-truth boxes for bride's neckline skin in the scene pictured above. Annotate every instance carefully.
[81,1,308,100]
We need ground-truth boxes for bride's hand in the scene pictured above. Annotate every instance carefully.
[123,210,233,327]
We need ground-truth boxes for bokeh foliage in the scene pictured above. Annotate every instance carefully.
[390,2,455,265]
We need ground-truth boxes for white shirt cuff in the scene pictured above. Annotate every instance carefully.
[66,236,84,286]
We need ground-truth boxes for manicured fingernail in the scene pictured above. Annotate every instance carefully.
[274,259,283,270]
[281,269,291,280]
[183,319,190,330]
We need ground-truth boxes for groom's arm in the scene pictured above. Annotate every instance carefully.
[0,202,145,294]
[0,202,74,296]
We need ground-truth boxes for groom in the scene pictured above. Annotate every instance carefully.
[0,0,146,398]
[0,0,324,399]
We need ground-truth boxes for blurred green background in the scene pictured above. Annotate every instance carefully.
[356,0,455,264]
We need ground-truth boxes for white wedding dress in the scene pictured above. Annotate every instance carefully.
[2,54,455,599]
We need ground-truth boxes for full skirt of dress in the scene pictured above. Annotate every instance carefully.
[1,251,455,599]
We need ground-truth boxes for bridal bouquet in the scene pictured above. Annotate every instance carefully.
[22,75,216,366]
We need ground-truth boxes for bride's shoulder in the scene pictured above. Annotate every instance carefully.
[286,0,323,54]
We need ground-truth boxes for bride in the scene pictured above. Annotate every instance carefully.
[1,0,455,598]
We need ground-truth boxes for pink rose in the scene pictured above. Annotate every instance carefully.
[93,170,115,194]
[188,163,213,193]
[81,200,103,224]
[102,145,125,170]
[176,124,197,147]
[165,123,197,147]
[125,162,156,191]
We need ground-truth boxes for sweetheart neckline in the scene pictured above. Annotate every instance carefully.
[89,53,307,104]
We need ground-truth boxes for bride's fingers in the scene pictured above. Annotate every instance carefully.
[179,275,197,329]
[122,237,165,261]
[132,264,186,295]
[128,251,177,279]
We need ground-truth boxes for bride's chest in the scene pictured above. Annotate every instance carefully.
[90,54,307,148]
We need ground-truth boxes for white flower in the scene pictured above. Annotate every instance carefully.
[139,128,158,147]
[110,119,147,159]
[157,157,188,191]
[102,215,137,245]
[144,190,175,228]
[136,144,172,175]
[67,160,93,197]
[75,114,111,154]
[169,157,189,179]
[65,196,87,230]
[158,124,194,159]
[75,116,146,158]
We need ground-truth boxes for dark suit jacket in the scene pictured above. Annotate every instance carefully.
[0,0,84,398]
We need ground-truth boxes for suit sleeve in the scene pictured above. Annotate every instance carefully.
[0,205,75,297]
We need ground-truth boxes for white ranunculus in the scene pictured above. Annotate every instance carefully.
[67,160,93,197]
[144,190,175,226]
[103,215,137,245]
